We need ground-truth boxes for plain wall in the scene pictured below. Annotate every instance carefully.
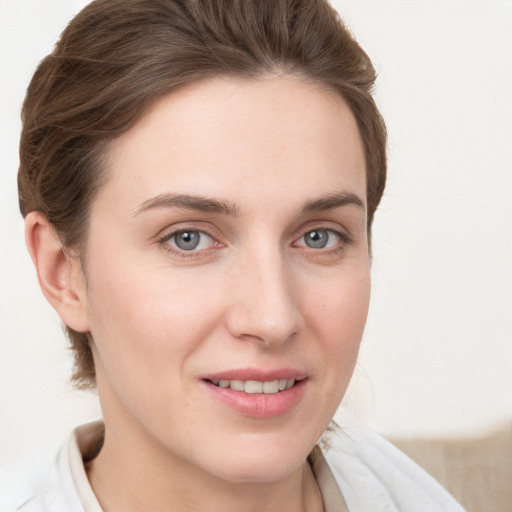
[1,0,511,465]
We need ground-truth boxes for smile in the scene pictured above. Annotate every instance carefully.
[209,378,297,394]
[202,371,307,418]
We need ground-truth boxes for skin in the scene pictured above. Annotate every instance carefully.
[26,75,370,512]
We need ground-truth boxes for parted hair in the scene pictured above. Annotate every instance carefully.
[18,0,387,388]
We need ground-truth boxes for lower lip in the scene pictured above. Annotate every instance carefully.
[202,379,307,418]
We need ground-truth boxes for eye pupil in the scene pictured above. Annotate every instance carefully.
[175,231,200,250]
[305,230,328,249]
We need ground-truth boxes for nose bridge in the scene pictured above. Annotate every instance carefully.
[226,242,301,345]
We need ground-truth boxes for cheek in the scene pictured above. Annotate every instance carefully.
[292,268,370,439]
[306,269,370,374]
[84,254,224,385]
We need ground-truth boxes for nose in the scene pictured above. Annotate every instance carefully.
[224,249,302,347]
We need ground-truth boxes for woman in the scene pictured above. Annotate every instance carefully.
[1,0,465,510]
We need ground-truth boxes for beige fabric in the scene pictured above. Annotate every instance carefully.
[390,424,512,512]
[309,445,349,512]
[68,422,104,512]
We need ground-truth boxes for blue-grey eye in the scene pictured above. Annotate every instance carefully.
[173,231,202,251]
[302,229,339,249]
[162,229,217,254]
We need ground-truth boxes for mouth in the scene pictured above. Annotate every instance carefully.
[206,378,301,394]
[201,370,308,418]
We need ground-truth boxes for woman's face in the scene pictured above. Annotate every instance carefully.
[80,75,370,483]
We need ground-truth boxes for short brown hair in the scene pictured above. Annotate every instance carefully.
[18,0,387,388]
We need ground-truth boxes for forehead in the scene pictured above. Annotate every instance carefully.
[98,75,366,214]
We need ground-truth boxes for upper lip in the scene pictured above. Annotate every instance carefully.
[201,368,307,382]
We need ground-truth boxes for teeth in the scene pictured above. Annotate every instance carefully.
[245,381,263,394]
[230,380,245,391]
[262,380,279,393]
[211,378,297,394]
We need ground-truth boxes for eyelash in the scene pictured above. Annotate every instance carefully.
[157,226,352,258]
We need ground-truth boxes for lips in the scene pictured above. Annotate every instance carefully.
[201,369,307,418]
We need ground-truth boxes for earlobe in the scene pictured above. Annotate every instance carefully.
[24,211,90,333]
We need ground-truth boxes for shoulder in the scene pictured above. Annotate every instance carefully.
[320,423,467,512]
[0,442,84,512]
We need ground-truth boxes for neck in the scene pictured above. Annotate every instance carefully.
[85,420,323,512]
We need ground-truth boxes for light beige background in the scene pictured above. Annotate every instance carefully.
[1,0,511,465]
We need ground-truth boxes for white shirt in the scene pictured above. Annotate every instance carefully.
[0,421,466,512]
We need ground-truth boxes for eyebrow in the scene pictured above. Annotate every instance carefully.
[134,193,240,217]
[301,191,365,213]
[135,190,364,217]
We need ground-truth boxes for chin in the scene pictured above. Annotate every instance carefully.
[214,456,305,485]
[199,430,317,484]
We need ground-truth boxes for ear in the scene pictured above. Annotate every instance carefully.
[25,211,90,333]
